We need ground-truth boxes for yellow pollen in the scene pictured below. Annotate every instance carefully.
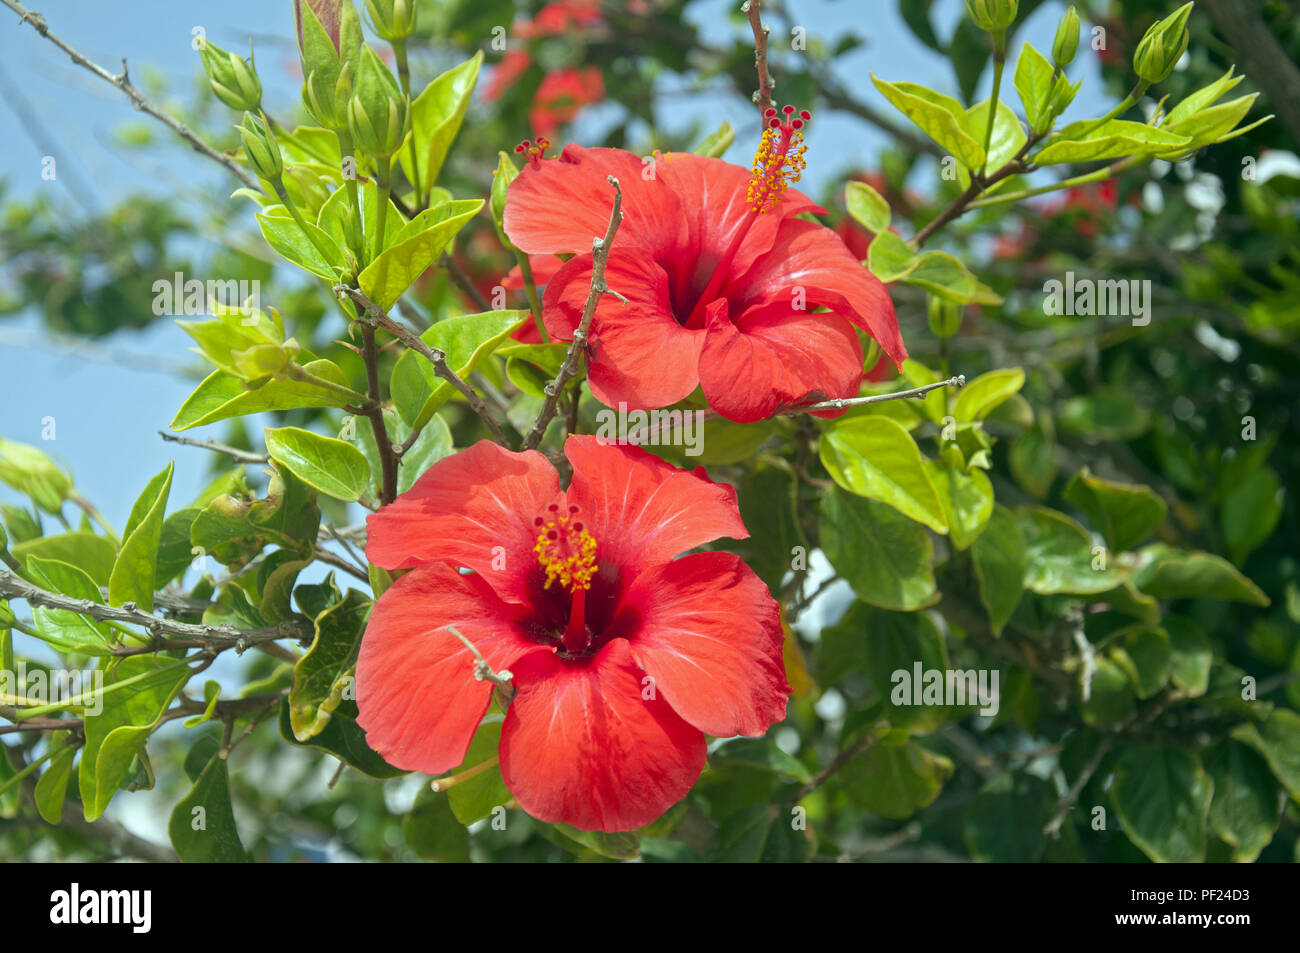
[747,126,807,214]
[534,515,598,592]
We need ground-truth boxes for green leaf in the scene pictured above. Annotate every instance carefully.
[959,98,1027,188]
[904,250,1003,305]
[11,532,117,586]
[971,504,1026,634]
[712,738,812,784]
[1035,119,1192,165]
[79,656,190,821]
[841,740,953,820]
[1013,42,1056,131]
[692,121,735,158]
[845,180,890,235]
[191,464,320,568]
[1203,740,1281,862]
[549,824,643,861]
[952,368,1024,422]
[1166,617,1212,697]
[400,52,483,190]
[265,426,371,503]
[390,310,526,430]
[1110,626,1172,699]
[1059,388,1149,441]
[404,787,471,861]
[1220,466,1282,565]
[357,199,483,310]
[871,75,984,170]
[33,734,74,824]
[927,460,992,551]
[866,230,916,282]
[171,362,356,430]
[737,464,802,594]
[964,774,1056,862]
[820,488,937,612]
[1133,546,1269,606]
[168,749,250,862]
[1064,468,1167,553]
[1009,416,1056,498]
[445,716,511,826]
[277,698,406,779]
[1109,745,1212,863]
[710,804,813,862]
[255,208,346,281]
[24,556,115,654]
[1231,709,1300,802]
[108,462,173,612]
[289,588,371,741]
[1018,506,1126,594]
[820,416,948,533]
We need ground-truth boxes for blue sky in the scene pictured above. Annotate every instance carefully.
[0,0,1101,526]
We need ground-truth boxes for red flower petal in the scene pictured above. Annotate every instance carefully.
[732,218,906,368]
[657,153,826,288]
[499,639,706,831]
[503,145,685,257]
[697,299,863,423]
[356,563,542,774]
[564,434,748,574]
[364,440,561,603]
[627,552,789,737]
[542,251,703,409]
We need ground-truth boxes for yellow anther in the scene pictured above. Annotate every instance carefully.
[534,514,598,592]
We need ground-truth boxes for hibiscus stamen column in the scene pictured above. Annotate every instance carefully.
[684,105,811,328]
[533,504,599,655]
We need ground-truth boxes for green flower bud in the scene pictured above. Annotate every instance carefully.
[347,46,408,157]
[965,0,1018,33]
[199,38,263,112]
[237,111,283,182]
[1052,5,1081,68]
[296,0,363,130]
[927,297,962,340]
[0,438,72,515]
[1133,2,1193,84]
[364,0,417,42]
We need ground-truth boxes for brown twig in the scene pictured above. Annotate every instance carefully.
[358,323,400,505]
[439,252,491,311]
[791,725,882,803]
[520,176,624,451]
[2,0,260,192]
[159,431,269,465]
[336,285,510,446]
[912,138,1039,247]
[0,570,309,653]
[744,0,775,116]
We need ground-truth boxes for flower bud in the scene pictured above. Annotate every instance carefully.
[1052,6,1080,68]
[1133,2,1193,84]
[927,297,962,340]
[490,150,519,245]
[364,0,417,42]
[965,0,1018,32]
[199,38,262,112]
[237,111,283,182]
[296,0,363,130]
[347,46,409,157]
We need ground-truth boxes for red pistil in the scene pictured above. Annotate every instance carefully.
[514,136,552,166]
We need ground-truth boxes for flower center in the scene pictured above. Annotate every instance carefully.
[534,503,598,653]
[514,136,552,166]
[746,106,810,214]
[682,105,811,328]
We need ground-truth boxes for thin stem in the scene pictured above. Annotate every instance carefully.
[285,363,372,407]
[520,176,624,451]
[980,34,1007,176]
[790,725,882,804]
[158,431,269,465]
[392,41,423,207]
[515,252,548,342]
[371,163,391,264]
[968,155,1144,209]
[67,490,119,546]
[359,321,399,504]
[745,0,775,119]
[0,748,53,799]
[274,182,341,272]
[1072,80,1150,140]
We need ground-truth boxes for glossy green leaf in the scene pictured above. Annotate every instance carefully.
[445,716,511,826]
[277,698,406,779]
[289,588,371,741]
[1133,546,1269,606]
[845,180,890,235]
[971,504,1026,634]
[871,75,984,169]
[265,426,371,502]
[1019,506,1126,594]
[841,740,953,820]
[400,52,483,190]
[1064,468,1167,553]
[820,416,948,533]
[1109,745,1212,863]
[1035,119,1191,165]
[820,487,937,611]
[168,748,250,862]
[1203,740,1281,862]
[953,368,1024,422]
[108,462,173,612]
[12,532,117,586]
[1231,709,1300,802]
[357,199,483,310]
[926,461,992,551]
[255,208,346,281]
[171,361,356,431]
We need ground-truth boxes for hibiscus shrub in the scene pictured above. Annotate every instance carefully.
[1,0,1297,863]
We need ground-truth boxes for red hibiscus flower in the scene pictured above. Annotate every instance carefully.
[529,67,606,139]
[355,436,790,832]
[502,107,907,423]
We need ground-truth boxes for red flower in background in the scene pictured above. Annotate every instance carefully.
[356,437,790,832]
[530,67,606,139]
[502,108,906,423]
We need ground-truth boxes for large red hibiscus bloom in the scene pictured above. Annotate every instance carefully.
[356,436,790,832]
[502,108,907,423]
